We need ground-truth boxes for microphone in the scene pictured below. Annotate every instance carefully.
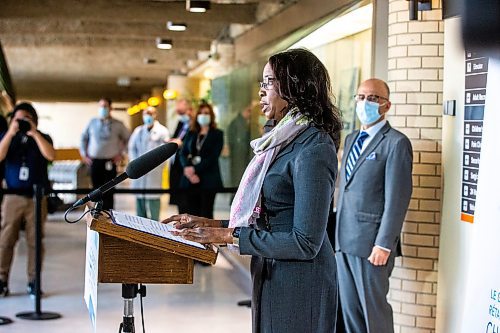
[71,142,178,208]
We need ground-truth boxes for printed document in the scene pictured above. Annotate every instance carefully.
[110,210,205,249]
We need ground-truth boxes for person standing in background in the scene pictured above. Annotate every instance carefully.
[168,98,193,211]
[178,103,223,219]
[0,102,55,297]
[128,106,170,221]
[335,78,413,333]
[227,106,252,187]
[80,98,130,210]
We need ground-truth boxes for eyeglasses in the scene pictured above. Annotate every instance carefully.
[354,94,389,103]
[259,78,275,90]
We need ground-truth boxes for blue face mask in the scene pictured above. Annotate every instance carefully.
[179,114,190,123]
[355,100,381,125]
[197,114,211,126]
[143,115,154,126]
[99,107,110,119]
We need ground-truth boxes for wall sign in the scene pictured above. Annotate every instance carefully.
[461,50,488,223]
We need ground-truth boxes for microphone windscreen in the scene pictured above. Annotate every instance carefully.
[126,142,178,179]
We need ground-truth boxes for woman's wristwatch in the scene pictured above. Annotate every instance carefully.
[232,227,242,246]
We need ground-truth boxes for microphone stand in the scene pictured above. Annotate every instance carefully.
[119,284,146,333]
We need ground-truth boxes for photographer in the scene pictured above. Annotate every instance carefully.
[0,102,54,297]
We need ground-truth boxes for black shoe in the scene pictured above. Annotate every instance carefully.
[27,281,43,297]
[0,280,9,297]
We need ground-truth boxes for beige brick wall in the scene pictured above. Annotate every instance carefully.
[386,1,443,332]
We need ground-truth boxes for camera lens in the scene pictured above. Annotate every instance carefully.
[17,119,31,133]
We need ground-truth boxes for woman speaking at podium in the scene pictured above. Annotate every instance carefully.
[164,48,342,333]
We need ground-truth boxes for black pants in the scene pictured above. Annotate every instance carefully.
[178,189,216,219]
[90,159,116,210]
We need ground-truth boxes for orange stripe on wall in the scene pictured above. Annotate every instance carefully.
[461,213,474,223]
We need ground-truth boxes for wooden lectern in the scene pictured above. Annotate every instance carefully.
[86,212,218,285]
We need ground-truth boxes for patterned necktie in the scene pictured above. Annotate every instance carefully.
[345,131,369,181]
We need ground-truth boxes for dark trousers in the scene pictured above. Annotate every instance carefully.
[178,189,216,219]
[336,251,395,333]
[90,159,116,210]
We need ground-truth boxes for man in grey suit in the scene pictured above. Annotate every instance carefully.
[335,78,413,333]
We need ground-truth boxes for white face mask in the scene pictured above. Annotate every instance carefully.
[197,114,211,126]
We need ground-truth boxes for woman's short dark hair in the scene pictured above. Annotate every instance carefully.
[268,48,342,149]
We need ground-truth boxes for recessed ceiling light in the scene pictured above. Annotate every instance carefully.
[167,21,187,31]
[186,0,210,13]
[156,38,173,50]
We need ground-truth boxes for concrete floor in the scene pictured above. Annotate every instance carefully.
[0,195,252,333]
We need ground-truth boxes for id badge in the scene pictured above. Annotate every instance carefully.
[19,166,30,181]
[105,161,113,171]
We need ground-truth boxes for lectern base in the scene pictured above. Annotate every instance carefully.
[0,316,13,325]
[16,311,61,320]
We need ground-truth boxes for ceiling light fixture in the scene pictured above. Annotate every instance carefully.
[163,89,178,100]
[186,0,210,13]
[156,38,173,50]
[167,21,187,31]
[148,97,160,106]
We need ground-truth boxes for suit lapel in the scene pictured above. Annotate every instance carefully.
[346,122,391,186]
[342,130,359,167]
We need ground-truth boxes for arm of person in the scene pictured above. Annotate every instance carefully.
[193,130,224,174]
[113,122,131,163]
[0,121,18,162]
[31,131,55,161]
[238,142,337,260]
[128,127,140,161]
[179,132,193,168]
[371,137,413,264]
[80,120,91,162]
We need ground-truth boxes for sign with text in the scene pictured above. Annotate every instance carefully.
[462,56,500,333]
[461,50,488,223]
[84,228,99,333]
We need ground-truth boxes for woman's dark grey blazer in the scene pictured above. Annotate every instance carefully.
[238,126,338,333]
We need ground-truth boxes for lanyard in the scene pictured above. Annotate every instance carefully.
[196,133,207,152]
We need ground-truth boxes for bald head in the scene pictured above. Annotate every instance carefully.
[143,106,157,117]
[356,78,392,129]
[175,98,193,116]
[358,79,390,99]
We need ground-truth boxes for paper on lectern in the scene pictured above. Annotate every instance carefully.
[109,210,206,249]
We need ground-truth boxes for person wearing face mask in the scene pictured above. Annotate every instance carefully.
[168,98,194,210]
[128,106,170,220]
[177,102,223,219]
[162,49,343,332]
[335,78,413,333]
[80,98,130,210]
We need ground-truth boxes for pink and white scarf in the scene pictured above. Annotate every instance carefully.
[229,109,310,228]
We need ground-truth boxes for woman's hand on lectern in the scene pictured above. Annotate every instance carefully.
[162,214,232,244]
[161,214,220,229]
[170,226,233,244]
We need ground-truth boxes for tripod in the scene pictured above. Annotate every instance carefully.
[119,284,146,333]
